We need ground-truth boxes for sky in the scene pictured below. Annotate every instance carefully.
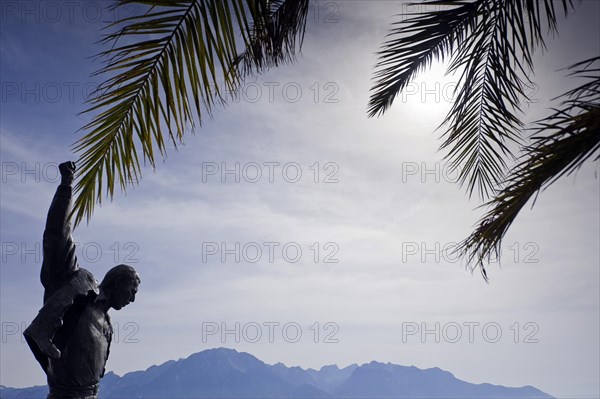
[1,0,599,397]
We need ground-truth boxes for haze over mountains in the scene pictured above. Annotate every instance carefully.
[0,348,553,398]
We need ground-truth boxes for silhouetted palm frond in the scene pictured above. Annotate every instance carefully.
[456,56,600,279]
[232,0,310,75]
[72,0,309,225]
[369,0,575,200]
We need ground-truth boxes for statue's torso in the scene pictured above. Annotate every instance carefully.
[48,300,112,391]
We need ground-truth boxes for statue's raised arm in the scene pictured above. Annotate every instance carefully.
[40,161,79,301]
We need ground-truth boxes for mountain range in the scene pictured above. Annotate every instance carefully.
[0,347,553,398]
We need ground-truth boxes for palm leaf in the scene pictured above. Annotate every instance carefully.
[72,0,309,225]
[232,0,310,75]
[456,56,600,279]
[369,0,575,200]
[368,0,483,117]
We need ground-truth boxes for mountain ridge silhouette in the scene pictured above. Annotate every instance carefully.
[0,347,553,398]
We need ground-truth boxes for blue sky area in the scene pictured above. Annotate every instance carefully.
[1,1,599,397]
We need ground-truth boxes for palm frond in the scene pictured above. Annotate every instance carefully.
[232,0,310,76]
[72,0,309,225]
[368,0,483,118]
[456,56,600,279]
[369,0,575,200]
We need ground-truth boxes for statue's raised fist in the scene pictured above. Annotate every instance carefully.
[59,161,76,186]
[59,161,76,176]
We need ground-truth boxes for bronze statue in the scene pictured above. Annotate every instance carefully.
[23,161,140,399]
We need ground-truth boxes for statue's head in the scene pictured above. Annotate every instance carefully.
[99,264,140,310]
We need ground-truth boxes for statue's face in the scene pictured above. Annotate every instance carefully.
[111,276,139,310]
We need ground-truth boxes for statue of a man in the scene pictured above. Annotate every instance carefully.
[23,161,140,399]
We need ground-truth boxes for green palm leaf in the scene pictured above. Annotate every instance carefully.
[72,0,309,225]
[456,56,600,279]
